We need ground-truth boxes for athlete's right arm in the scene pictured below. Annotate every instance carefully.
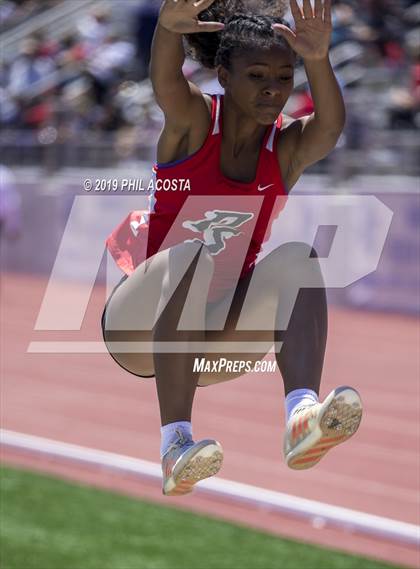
[151,0,224,130]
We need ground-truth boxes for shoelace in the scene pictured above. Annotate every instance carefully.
[165,428,193,456]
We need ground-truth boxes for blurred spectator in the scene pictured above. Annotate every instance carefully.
[331,2,357,46]
[387,27,420,128]
[8,37,56,98]
[0,164,23,241]
[77,6,112,54]
[32,30,60,59]
[387,87,417,129]
[0,0,61,32]
[134,0,160,80]
[0,87,19,125]
[0,1,18,24]
[56,34,87,69]
[86,33,135,105]
[366,0,402,42]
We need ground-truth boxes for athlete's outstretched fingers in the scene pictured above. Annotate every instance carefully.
[290,0,304,21]
[314,0,323,18]
[196,20,225,31]
[302,0,314,19]
[324,0,332,23]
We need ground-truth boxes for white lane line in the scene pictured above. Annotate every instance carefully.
[1,429,419,547]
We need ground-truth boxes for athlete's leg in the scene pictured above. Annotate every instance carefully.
[104,240,325,394]
[104,242,223,495]
[200,242,361,471]
[153,243,214,426]
[103,241,213,425]
[274,246,327,396]
[198,242,327,391]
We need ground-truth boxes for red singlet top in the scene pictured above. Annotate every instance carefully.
[106,94,288,301]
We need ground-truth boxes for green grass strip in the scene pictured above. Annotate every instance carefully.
[0,465,399,569]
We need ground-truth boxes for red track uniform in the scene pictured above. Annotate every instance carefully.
[106,94,288,301]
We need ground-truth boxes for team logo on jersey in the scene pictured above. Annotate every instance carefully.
[182,210,254,255]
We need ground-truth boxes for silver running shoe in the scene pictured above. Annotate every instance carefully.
[161,428,223,496]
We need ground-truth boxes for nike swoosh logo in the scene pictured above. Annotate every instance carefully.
[257,184,274,192]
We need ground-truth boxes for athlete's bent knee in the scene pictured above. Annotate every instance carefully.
[281,241,315,259]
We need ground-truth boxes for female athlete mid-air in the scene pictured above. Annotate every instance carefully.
[102,0,363,496]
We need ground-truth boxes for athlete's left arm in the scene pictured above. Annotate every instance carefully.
[273,0,345,180]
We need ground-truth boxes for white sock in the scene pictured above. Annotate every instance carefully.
[160,421,192,458]
[285,389,319,424]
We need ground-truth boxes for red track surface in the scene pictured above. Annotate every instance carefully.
[2,272,419,568]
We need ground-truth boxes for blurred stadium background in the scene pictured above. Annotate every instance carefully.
[1,1,419,568]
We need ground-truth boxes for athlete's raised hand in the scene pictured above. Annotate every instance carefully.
[272,0,332,60]
[159,0,225,34]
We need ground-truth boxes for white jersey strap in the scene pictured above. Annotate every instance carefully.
[265,123,277,152]
[212,95,221,136]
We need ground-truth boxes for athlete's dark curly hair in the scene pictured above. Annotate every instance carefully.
[185,0,293,70]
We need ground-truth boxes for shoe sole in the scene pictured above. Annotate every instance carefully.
[286,386,363,470]
[163,441,223,496]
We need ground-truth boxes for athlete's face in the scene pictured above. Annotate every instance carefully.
[218,46,295,125]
